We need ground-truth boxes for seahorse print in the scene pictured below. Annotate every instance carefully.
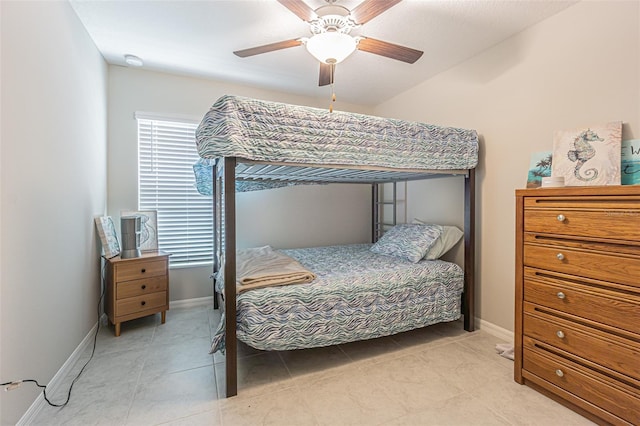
[567,129,603,181]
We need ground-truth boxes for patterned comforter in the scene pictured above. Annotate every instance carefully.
[196,95,478,171]
[214,244,463,352]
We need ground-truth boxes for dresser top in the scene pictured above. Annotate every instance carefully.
[105,251,170,263]
[516,185,640,197]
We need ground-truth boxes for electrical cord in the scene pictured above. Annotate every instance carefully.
[1,262,107,407]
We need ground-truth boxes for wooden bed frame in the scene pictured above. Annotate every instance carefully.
[213,157,476,397]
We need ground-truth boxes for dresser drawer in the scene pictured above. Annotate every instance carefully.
[524,268,640,335]
[115,259,167,282]
[523,243,640,288]
[524,195,640,211]
[524,304,640,381]
[116,291,167,317]
[523,338,640,425]
[117,276,167,299]
[524,208,640,240]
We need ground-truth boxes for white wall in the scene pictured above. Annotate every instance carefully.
[0,1,108,424]
[375,1,640,332]
[107,67,374,301]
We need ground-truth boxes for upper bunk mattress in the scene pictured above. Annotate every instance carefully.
[196,95,479,170]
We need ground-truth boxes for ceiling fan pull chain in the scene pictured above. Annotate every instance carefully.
[329,63,336,113]
[329,82,336,113]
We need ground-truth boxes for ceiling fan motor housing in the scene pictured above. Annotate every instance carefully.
[309,5,357,35]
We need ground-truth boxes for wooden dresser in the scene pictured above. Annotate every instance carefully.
[515,186,640,425]
[105,251,170,336]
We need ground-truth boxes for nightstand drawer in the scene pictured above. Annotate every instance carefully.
[116,291,167,317]
[523,244,640,287]
[115,259,167,282]
[524,305,640,380]
[524,268,640,335]
[524,208,640,241]
[117,276,167,299]
[523,338,640,425]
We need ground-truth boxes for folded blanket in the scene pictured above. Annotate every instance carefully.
[236,245,316,293]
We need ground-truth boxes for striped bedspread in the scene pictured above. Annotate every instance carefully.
[212,244,463,352]
[196,95,478,170]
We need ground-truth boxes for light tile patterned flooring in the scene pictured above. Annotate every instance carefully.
[33,304,595,425]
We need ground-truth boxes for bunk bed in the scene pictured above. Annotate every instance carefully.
[195,95,479,398]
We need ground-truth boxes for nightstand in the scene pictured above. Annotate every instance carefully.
[105,251,170,336]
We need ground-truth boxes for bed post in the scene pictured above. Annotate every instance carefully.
[223,157,238,397]
[463,168,476,331]
[212,159,219,310]
[371,183,378,242]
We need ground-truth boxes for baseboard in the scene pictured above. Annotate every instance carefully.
[476,317,514,343]
[169,296,213,309]
[17,319,101,425]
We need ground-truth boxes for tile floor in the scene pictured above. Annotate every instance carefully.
[33,304,595,425]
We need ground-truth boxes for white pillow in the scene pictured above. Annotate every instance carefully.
[412,219,464,260]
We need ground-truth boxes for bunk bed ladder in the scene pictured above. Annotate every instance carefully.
[371,182,397,242]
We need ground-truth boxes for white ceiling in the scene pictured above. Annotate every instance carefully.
[70,0,576,106]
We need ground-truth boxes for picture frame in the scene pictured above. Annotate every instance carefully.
[621,139,640,185]
[551,121,622,186]
[95,216,120,258]
[121,210,159,252]
[526,151,553,188]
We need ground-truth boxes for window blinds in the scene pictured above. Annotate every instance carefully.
[137,117,213,267]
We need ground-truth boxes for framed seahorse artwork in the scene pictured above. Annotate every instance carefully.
[551,121,622,186]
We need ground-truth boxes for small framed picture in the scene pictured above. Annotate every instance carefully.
[121,210,158,252]
[95,216,120,258]
[621,139,640,185]
[526,151,553,188]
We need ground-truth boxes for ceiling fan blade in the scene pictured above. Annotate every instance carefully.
[350,0,402,25]
[318,63,335,87]
[234,39,303,58]
[357,37,423,64]
[277,0,317,22]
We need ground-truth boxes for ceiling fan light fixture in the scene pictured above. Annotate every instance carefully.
[305,32,356,64]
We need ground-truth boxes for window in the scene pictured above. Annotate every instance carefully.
[136,113,212,267]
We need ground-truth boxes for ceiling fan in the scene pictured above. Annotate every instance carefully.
[233,0,424,87]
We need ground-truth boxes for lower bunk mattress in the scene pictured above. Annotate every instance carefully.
[215,243,464,352]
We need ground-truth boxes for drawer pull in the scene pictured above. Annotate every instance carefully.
[141,285,146,290]
[557,292,566,300]
[556,214,566,222]
[141,268,146,273]
[555,369,564,378]
[556,253,565,261]
[556,330,565,339]
[141,301,146,306]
